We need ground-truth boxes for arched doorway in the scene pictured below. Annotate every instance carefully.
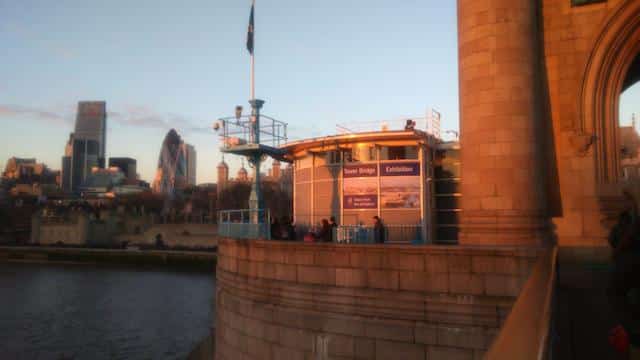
[618,55,640,181]
[579,0,640,187]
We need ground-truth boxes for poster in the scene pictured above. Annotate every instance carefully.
[342,162,421,210]
[380,162,420,209]
[343,164,378,209]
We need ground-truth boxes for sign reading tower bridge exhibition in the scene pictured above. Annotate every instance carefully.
[343,162,421,210]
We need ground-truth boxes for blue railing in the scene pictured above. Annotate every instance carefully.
[335,225,424,244]
[218,209,271,240]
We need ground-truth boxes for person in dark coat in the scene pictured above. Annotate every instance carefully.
[373,216,385,244]
[316,219,332,243]
[270,217,281,240]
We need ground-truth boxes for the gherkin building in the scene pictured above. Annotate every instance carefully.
[152,129,187,198]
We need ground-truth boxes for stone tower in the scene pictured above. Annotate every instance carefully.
[458,0,548,246]
[217,158,229,196]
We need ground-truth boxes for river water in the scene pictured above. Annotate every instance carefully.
[0,262,214,360]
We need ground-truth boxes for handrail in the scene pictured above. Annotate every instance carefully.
[484,246,558,360]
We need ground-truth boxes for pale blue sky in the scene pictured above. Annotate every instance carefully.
[0,1,638,183]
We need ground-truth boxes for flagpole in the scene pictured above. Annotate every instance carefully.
[250,0,255,101]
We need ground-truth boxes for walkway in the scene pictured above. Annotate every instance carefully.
[555,252,625,360]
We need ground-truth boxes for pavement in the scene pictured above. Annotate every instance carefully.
[555,260,626,360]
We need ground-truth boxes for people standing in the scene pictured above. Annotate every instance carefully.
[373,216,385,244]
[316,219,332,243]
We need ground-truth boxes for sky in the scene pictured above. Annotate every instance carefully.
[0,1,638,184]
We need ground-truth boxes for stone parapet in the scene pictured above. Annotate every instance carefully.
[215,239,540,359]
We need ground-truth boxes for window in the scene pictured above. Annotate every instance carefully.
[380,146,418,160]
[346,144,377,163]
[326,151,342,164]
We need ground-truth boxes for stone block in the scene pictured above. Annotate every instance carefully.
[336,268,368,288]
[415,323,438,345]
[367,269,399,290]
[257,262,276,280]
[428,346,473,360]
[328,334,355,358]
[484,274,521,297]
[279,326,315,351]
[298,266,336,286]
[399,271,428,292]
[386,253,425,271]
[425,254,449,273]
[351,251,384,269]
[449,273,484,295]
[271,344,305,360]
[238,259,250,276]
[274,263,297,282]
[437,325,486,350]
[287,250,315,265]
[374,339,425,360]
[249,246,266,262]
[246,335,272,360]
[426,274,449,293]
[364,320,414,342]
[323,316,366,337]
[471,256,495,273]
[315,250,351,267]
[266,249,286,264]
[494,256,518,274]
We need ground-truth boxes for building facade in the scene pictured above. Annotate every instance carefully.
[61,101,107,194]
[184,143,197,186]
[281,130,446,243]
[152,129,188,197]
[108,157,137,184]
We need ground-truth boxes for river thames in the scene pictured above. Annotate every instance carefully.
[0,262,214,360]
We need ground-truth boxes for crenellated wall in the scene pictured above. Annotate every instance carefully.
[215,239,539,359]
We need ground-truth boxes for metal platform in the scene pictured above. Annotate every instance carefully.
[220,143,290,162]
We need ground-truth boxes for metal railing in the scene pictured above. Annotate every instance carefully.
[218,209,271,240]
[334,224,424,244]
[216,114,288,150]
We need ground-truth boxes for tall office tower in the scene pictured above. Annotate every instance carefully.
[61,101,108,193]
[183,143,197,186]
[109,157,137,184]
[74,101,107,168]
[152,129,187,197]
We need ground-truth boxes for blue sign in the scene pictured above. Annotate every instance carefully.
[380,162,420,176]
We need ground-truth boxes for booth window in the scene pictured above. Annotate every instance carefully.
[346,144,377,163]
[381,146,418,160]
[326,151,342,165]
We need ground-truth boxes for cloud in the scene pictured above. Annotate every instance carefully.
[108,106,209,134]
[0,103,210,134]
[0,104,72,126]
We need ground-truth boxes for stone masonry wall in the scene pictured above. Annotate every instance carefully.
[215,239,539,360]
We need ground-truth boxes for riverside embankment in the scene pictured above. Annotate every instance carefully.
[0,246,217,271]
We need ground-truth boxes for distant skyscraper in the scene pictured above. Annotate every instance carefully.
[183,143,197,186]
[109,157,137,183]
[152,129,188,197]
[61,101,107,193]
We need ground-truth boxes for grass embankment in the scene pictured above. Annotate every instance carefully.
[0,246,217,272]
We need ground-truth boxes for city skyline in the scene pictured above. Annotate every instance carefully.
[1,0,639,184]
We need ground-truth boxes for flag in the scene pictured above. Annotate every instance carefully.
[246,3,254,54]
